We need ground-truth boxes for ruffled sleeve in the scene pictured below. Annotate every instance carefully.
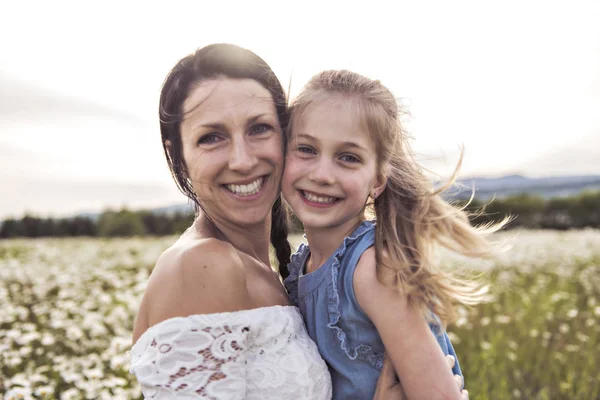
[325,221,385,369]
[130,314,251,399]
[283,243,310,307]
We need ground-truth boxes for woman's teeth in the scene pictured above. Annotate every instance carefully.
[226,177,263,196]
[302,191,336,204]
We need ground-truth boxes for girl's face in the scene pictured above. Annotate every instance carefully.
[179,78,284,228]
[283,95,386,233]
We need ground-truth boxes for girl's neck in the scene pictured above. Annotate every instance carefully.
[304,218,365,273]
[194,213,272,267]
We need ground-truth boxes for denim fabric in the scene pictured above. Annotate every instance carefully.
[284,221,462,400]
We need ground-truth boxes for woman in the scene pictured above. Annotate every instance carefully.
[130,43,466,399]
[130,43,331,399]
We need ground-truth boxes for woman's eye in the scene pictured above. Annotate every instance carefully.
[250,123,271,135]
[197,133,221,145]
[340,154,360,163]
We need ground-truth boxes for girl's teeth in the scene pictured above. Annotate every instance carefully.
[303,191,336,204]
[226,178,263,196]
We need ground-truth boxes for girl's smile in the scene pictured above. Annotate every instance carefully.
[283,95,385,234]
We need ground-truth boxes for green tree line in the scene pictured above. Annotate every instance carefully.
[0,209,195,238]
[462,190,600,230]
[1,190,599,239]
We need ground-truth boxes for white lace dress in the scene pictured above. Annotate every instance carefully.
[130,305,332,399]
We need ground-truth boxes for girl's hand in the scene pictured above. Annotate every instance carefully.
[446,355,468,399]
[373,354,468,399]
[373,354,406,399]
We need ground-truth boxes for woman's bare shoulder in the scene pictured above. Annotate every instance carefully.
[134,237,250,342]
[158,236,244,275]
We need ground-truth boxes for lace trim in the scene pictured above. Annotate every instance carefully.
[130,306,332,399]
[130,316,251,399]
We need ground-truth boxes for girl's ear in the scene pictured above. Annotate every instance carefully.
[371,169,388,200]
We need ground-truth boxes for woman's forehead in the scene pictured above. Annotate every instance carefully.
[183,78,276,120]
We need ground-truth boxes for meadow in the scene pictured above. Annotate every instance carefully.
[1,229,599,399]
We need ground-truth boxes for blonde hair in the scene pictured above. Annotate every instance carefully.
[289,70,508,325]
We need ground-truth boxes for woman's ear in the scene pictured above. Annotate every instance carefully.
[165,140,174,162]
[165,139,188,179]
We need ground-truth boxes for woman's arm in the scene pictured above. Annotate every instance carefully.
[354,247,462,400]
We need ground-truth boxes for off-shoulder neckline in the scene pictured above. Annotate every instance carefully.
[131,304,298,352]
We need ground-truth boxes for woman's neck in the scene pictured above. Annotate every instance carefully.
[194,213,272,267]
[304,218,364,272]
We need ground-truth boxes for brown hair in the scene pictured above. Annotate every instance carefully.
[159,44,291,277]
[289,70,508,324]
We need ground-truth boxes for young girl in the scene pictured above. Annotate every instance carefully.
[283,70,505,399]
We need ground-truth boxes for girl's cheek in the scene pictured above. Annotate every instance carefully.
[282,161,299,188]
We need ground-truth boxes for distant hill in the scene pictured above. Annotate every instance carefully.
[68,174,600,219]
[447,174,600,200]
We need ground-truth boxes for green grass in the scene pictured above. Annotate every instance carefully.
[1,230,599,399]
[451,257,600,399]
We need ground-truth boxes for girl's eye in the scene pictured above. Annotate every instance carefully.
[297,145,316,155]
[340,154,360,163]
[250,123,271,135]
[197,133,221,145]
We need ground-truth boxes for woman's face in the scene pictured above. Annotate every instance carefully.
[179,78,284,228]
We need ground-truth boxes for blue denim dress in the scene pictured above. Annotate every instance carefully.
[284,221,462,400]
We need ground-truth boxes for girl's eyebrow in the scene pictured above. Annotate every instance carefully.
[339,141,367,152]
[293,132,367,152]
[294,132,316,141]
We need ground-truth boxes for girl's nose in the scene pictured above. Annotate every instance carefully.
[308,158,335,186]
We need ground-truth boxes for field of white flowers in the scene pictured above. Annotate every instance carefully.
[1,229,599,399]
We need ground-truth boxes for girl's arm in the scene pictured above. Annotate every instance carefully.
[354,247,462,400]
[373,355,468,400]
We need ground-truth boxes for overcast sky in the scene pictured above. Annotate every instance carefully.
[1,0,599,218]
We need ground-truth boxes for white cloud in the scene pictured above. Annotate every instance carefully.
[1,175,185,219]
[1,0,599,216]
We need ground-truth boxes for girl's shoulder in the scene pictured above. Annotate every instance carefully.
[333,220,377,279]
[284,221,376,289]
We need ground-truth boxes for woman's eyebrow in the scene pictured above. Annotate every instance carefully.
[196,121,227,131]
[246,113,270,125]
[194,113,272,131]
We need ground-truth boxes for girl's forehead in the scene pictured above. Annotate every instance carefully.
[294,94,362,124]
[292,94,371,136]
[292,99,378,150]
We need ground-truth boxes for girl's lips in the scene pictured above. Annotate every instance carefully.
[299,189,340,208]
